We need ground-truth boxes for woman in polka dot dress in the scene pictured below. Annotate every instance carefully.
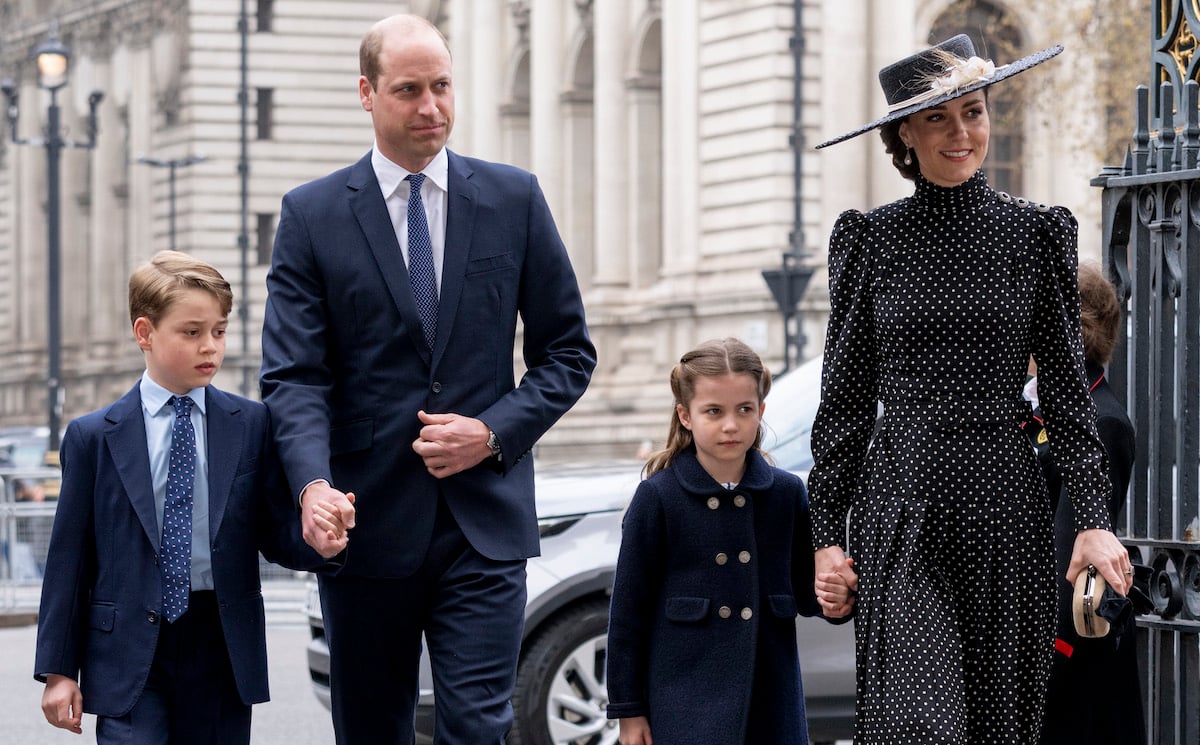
[807,35,1136,744]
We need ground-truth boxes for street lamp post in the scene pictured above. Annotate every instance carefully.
[1,26,103,453]
[134,154,208,251]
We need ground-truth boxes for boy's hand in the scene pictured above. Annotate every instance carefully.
[42,674,83,734]
[618,716,653,745]
[300,482,355,558]
[815,546,857,618]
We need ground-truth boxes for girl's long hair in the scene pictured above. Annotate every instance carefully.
[643,338,772,477]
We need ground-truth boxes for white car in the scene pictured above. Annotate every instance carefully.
[303,354,855,744]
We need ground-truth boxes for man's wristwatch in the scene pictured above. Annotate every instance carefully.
[487,430,503,462]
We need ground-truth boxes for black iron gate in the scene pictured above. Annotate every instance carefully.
[1093,4,1200,743]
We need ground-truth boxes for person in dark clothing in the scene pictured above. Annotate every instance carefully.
[809,35,1133,744]
[606,338,856,745]
[1037,263,1143,745]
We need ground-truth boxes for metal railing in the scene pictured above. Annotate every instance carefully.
[0,465,305,618]
[1094,72,1200,744]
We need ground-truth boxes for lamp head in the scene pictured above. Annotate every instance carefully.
[34,29,70,91]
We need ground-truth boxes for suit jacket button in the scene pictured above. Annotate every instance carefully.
[733,495,746,507]
[740,607,753,620]
[706,497,720,510]
[718,605,732,619]
[714,552,728,565]
[147,611,159,624]
[431,382,442,393]
[738,551,751,564]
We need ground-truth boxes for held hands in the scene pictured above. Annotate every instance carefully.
[42,674,83,734]
[300,481,355,558]
[618,716,653,745]
[1068,528,1134,596]
[412,410,492,478]
[815,546,858,619]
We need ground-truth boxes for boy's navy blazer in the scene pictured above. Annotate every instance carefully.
[34,383,325,716]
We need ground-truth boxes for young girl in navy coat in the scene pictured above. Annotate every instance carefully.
[606,338,857,745]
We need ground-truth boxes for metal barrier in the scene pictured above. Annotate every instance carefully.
[1094,19,1200,737]
[0,465,305,617]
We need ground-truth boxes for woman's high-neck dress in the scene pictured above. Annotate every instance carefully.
[808,171,1111,744]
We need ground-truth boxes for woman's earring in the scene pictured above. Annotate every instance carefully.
[903,148,913,166]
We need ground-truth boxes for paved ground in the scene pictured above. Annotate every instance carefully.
[0,580,335,745]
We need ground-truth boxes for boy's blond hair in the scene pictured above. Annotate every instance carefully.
[128,250,233,327]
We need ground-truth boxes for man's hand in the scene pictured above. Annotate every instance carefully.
[42,674,83,734]
[412,411,492,478]
[300,481,355,558]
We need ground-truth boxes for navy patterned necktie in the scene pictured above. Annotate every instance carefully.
[406,173,439,350]
[161,395,196,622]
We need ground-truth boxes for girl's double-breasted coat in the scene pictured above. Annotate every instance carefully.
[606,447,835,744]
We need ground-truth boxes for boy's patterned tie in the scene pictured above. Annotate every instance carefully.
[406,173,438,350]
[161,395,196,622]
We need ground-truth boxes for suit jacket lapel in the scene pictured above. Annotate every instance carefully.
[106,385,160,553]
[434,150,477,367]
[347,152,433,364]
[205,386,241,542]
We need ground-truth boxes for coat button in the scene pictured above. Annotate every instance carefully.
[718,605,732,619]
[431,382,442,393]
[738,551,751,564]
[707,497,719,510]
[147,611,159,624]
[733,495,746,507]
[740,607,753,620]
[714,552,728,565]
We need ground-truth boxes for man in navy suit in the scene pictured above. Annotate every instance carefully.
[259,13,596,745]
[35,251,341,744]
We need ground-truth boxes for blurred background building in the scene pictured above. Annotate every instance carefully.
[0,0,1141,460]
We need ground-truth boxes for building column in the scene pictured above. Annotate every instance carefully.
[529,0,563,214]
[592,0,630,287]
[661,0,698,275]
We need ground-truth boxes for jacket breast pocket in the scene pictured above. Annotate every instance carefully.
[465,253,516,276]
[665,596,710,623]
[89,603,115,632]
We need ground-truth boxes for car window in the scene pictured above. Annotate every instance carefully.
[761,355,824,474]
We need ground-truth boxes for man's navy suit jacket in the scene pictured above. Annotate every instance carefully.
[33,384,326,716]
[260,149,596,577]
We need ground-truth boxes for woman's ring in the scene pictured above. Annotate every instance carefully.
[1124,568,1133,576]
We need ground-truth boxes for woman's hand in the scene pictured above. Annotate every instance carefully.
[1068,528,1133,595]
[815,546,856,618]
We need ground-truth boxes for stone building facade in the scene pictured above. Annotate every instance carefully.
[0,0,1111,460]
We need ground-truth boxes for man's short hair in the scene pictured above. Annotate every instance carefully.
[128,250,233,327]
[359,14,450,90]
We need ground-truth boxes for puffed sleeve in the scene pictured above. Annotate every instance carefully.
[1031,206,1112,531]
[605,479,666,720]
[808,210,880,550]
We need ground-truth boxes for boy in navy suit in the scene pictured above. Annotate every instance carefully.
[34,250,348,744]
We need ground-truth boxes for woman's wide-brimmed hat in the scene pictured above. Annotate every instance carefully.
[815,34,1063,149]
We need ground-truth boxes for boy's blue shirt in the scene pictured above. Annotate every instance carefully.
[139,371,212,591]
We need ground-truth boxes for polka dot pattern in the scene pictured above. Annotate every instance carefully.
[161,394,196,623]
[807,172,1112,744]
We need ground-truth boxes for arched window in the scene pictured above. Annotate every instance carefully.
[930,1,1024,195]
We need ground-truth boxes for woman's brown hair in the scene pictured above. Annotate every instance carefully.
[1078,262,1122,366]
